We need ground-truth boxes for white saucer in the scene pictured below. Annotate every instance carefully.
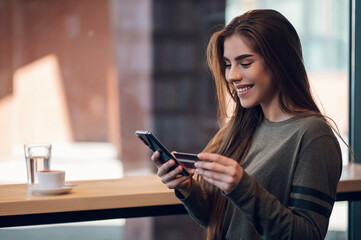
[29,184,76,195]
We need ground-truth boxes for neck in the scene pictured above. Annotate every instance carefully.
[261,97,295,122]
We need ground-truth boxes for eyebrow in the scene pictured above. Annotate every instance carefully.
[223,54,254,61]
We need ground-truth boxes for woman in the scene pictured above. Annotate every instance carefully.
[152,9,342,240]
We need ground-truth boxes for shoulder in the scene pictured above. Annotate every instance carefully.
[261,115,336,140]
[257,115,340,149]
[293,115,335,139]
[292,116,341,157]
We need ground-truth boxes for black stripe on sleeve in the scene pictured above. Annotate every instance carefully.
[288,198,331,218]
[290,186,334,205]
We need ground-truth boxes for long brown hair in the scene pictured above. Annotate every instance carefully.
[201,9,325,240]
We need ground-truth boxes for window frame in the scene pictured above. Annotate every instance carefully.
[348,0,361,239]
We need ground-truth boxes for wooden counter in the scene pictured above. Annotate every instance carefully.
[1,163,360,228]
[337,162,361,201]
[0,175,179,217]
[0,175,186,228]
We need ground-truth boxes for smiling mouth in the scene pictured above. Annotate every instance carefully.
[236,85,254,94]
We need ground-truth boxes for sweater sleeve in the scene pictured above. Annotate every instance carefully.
[174,178,211,228]
[224,135,342,240]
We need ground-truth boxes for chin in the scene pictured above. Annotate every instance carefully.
[239,99,257,109]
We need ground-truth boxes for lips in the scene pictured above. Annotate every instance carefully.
[235,84,254,95]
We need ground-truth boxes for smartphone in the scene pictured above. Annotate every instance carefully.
[173,152,200,169]
[135,130,189,176]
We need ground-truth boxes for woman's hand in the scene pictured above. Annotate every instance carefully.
[151,151,193,196]
[195,152,244,194]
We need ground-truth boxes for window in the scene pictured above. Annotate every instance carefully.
[0,1,125,185]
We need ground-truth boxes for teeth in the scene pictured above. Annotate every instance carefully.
[237,86,252,93]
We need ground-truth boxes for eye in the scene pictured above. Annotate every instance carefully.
[240,62,252,67]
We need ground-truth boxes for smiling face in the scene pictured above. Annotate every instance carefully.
[223,34,278,110]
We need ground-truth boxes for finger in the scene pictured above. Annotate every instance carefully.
[202,175,237,193]
[195,161,229,174]
[198,152,234,166]
[157,159,177,177]
[151,151,164,168]
[196,161,241,182]
[164,175,190,189]
[201,175,231,191]
[196,167,233,182]
[159,164,182,181]
[161,165,193,182]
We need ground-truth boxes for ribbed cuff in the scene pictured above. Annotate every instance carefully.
[223,171,254,204]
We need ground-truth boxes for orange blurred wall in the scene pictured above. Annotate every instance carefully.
[0,0,154,172]
[0,0,121,159]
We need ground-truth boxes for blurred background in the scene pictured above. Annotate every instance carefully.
[0,0,349,239]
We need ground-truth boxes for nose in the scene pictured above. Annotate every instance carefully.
[226,65,242,83]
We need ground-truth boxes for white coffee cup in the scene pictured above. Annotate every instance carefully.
[37,170,65,189]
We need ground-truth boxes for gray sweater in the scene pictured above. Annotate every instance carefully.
[175,116,342,240]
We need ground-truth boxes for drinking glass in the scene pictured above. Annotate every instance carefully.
[24,144,52,188]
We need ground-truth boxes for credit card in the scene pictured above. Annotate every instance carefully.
[173,152,200,169]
